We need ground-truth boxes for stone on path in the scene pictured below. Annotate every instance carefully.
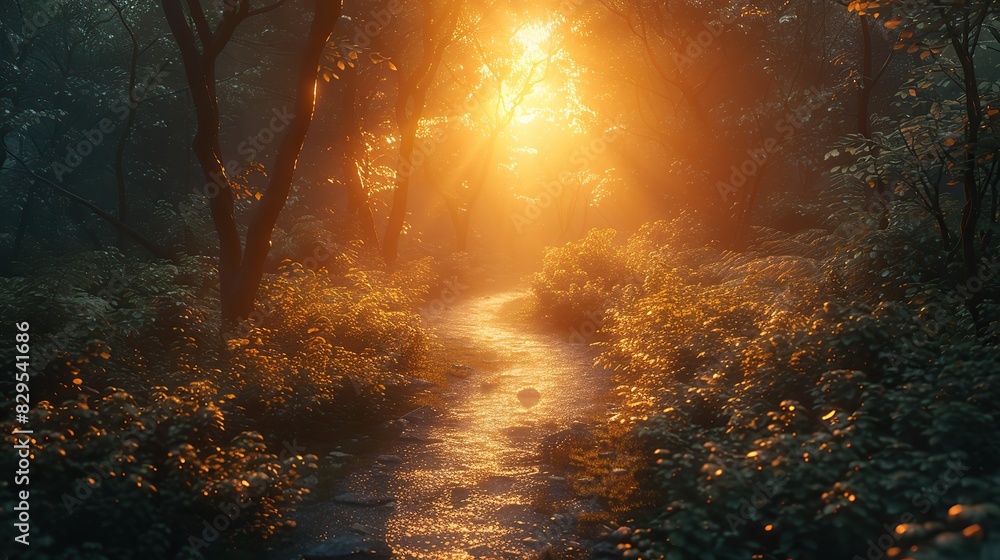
[398,431,444,444]
[334,492,396,506]
[516,387,541,408]
[349,523,372,535]
[303,535,391,559]
[405,376,437,389]
[401,406,435,423]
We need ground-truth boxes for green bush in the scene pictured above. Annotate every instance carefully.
[228,253,437,428]
[0,382,317,560]
[0,231,438,559]
[530,228,638,329]
[536,213,1000,560]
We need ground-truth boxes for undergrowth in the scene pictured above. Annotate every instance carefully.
[532,205,1000,560]
[0,219,440,560]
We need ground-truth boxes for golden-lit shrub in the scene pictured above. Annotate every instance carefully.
[225,252,437,428]
[0,236,438,558]
[539,215,1000,560]
[0,383,317,560]
[530,228,638,328]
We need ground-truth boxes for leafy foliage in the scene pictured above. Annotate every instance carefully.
[533,215,1000,559]
[1,383,315,560]
[530,228,637,329]
[0,236,437,559]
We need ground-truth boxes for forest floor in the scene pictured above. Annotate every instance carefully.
[268,289,615,560]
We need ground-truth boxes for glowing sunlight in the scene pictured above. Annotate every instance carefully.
[9,1,998,559]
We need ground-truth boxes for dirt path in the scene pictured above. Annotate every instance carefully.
[279,289,612,559]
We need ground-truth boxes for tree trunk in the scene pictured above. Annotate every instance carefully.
[227,1,342,320]
[159,0,243,314]
[382,126,415,264]
[382,0,459,264]
[341,66,380,248]
[110,0,140,249]
[949,16,987,332]
[454,131,499,251]
[161,0,343,322]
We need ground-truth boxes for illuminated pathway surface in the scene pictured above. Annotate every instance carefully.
[282,289,612,559]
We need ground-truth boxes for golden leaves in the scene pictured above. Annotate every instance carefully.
[884,17,903,30]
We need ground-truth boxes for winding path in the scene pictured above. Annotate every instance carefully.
[283,289,611,559]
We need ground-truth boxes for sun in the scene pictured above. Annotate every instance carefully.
[499,21,558,117]
[513,22,554,63]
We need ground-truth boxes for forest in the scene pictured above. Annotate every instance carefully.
[1,0,999,559]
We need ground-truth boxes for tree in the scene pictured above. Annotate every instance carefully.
[598,0,841,247]
[1,0,173,263]
[158,0,342,322]
[382,0,460,264]
[327,37,385,249]
[844,0,1000,327]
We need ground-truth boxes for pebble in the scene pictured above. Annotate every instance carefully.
[303,535,391,559]
[602,526,631,543]
[398,432,444,444]
[516,387,541,408]
[349,523,372,535]
[334,493,396,506]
